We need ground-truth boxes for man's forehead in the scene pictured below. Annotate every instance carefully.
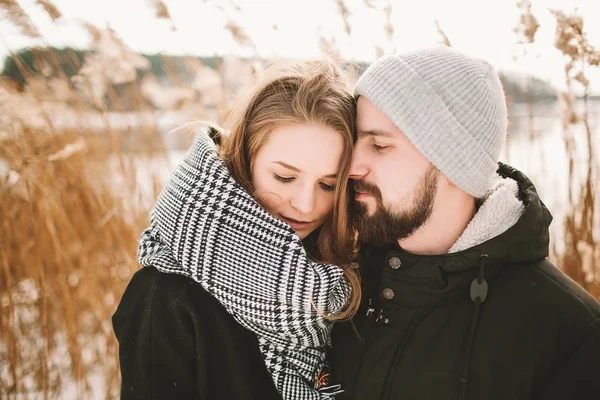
[356,97,399,135]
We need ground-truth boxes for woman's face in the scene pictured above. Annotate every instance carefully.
[252,123,344,239]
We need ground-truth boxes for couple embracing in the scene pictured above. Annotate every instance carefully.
[113,46,600,400]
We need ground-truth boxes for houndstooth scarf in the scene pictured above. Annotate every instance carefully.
[137,127,350,399]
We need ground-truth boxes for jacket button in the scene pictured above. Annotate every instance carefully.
[388,256,401,269]
[383,288,395,299]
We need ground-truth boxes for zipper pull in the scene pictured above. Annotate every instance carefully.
[365,298,376,317]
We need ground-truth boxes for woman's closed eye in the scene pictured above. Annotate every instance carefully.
[273,174,295,183]
[319,182,335,192]
[274,174,335,192]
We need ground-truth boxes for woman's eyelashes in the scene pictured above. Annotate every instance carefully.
[273,174,295,183]
[273,174,335,192]
[319,182,335,192]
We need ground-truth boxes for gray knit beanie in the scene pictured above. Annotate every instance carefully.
[354,46,508,198]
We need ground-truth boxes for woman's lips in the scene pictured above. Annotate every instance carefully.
[280,215,311,230]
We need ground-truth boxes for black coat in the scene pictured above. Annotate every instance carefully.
[329,164,600,399]
[112,266,282,399]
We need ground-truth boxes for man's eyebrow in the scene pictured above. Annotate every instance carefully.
[358,129,395,138]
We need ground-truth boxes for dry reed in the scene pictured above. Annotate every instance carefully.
[1,126,151,397]
[435,19,452,48]
[35,0,62,21]
[0,0,41,38]
[0,8,168,397]
[551,9,600,297]
[514,0,539,44]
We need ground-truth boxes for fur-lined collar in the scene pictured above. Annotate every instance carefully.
[449,175,525,253]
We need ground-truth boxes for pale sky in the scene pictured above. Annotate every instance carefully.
[1,0,600,93]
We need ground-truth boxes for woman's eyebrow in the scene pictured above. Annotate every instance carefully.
[272,161,301,172]
[273,161,337,179]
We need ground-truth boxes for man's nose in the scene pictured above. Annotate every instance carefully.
[349,146,369,180]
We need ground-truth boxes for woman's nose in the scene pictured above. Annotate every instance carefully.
[290,185,315,215]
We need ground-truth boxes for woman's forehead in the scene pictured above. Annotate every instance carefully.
[260,123,344,177]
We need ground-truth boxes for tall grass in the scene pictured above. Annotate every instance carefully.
[0,4,169,397]
[0,128,143,397]
[550,10,600,297]
[0,1,598,398]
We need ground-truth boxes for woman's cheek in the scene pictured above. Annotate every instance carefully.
[256,191,285,214]
[317,196,335,220]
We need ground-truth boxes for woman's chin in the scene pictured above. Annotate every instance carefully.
[297,225,321,240]
[295,229,310,240]
[298,223,326,241]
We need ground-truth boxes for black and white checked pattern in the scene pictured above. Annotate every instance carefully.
[138,128,351,399]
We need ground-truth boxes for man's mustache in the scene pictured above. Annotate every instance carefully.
[352,179,381,198]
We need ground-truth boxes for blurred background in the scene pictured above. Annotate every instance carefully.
[0,0,598,398]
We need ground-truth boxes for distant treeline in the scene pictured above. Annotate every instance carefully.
[0,47,222,87]
[3,46,589,103]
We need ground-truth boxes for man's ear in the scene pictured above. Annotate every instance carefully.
[436,168,461,194]
[442,173,455,187]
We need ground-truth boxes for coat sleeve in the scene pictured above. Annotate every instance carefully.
[113,267,284,400]
[533,319,600,400]
[112,268,198,399]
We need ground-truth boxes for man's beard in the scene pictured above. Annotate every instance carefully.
[353,166,439,245]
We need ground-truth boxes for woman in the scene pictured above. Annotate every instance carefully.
[112,60,360,399]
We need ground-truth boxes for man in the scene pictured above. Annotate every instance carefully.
[329,46,600,399]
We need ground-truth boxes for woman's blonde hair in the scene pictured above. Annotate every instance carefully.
[185,59,360,320]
